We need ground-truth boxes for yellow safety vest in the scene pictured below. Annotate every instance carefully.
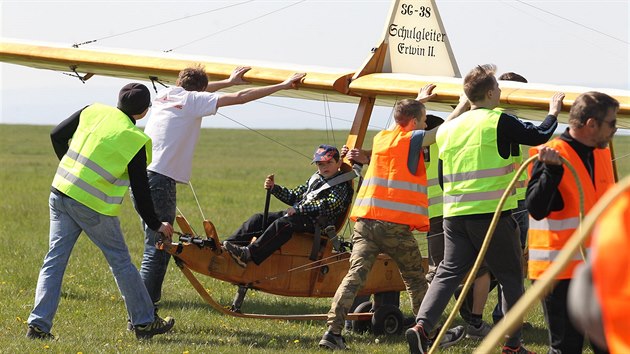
[52,103,151,216]
[513,146,527,202]
[436,108,517,217]
[425,144,443,218]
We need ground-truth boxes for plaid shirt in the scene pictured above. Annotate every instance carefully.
[271,171,352,224]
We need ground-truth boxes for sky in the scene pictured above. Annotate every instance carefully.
[1,0,628,132]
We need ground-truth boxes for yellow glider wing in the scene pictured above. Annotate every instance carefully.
[2,38,629,128]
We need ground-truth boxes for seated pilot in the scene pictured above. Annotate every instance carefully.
[223,144,353,267]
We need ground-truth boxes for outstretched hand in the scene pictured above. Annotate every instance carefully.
[229,66,251,85]
[283,73,307,90]
[415,83,437,103]
[548,92,565,117]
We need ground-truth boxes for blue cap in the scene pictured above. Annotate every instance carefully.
[312,144,339,163]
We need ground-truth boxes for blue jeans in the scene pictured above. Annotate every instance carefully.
[135,172,177,305]
[28,192,154,332]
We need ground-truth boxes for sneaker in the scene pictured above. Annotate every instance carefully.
[502,345,536,354]
[405,324,429,354]
[26,325,54,340]
[223,241,250,268]
[318,331,347,350]
[128,306,161,331]
[466,321,492,339]
[437,325,465,349]
[134,315,175,339]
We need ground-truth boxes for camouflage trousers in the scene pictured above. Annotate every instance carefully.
[326,218,428,334]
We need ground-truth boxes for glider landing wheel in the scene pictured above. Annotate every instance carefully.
[350,301,373,333]
[371,304,403,336]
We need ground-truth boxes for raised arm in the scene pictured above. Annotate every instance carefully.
[205,66,251,92]
[422,94,470,146]
[216,72,306,108]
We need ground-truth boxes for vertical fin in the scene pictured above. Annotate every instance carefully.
[357,0,460,78]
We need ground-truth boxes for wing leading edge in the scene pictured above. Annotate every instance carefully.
[1,38,629,127]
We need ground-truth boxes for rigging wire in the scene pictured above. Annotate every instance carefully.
[176,206,198,235]
[257,100,387,131]
[498,0,626,60]
[326,95,337,147]
[188,181,207,221]
[323,94,330,144]
[216,112,311,160]
[164,0,307,52]
[513,0,629,45]
[72,0,255,47]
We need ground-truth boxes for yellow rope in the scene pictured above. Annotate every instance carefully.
[429,153,585,353]
[475,174,630,353]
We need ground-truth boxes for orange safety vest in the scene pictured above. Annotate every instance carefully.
[350,126,429,231]
[528,139,614,279]
[591,190,630,354]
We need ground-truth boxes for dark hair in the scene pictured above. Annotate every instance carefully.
[569,91,619,128]
[394,99,425,126]
[498,72,527,83]
[464,64,497,102]
[176,65,209,92]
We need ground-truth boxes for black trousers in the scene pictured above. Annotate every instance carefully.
[226,210,315,265]
[539,279,608,354]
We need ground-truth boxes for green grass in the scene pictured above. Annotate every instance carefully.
[1,125,627,353]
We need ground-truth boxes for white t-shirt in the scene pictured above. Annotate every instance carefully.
[144,86,220,183]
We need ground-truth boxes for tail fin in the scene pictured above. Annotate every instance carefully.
[356,0,460,78]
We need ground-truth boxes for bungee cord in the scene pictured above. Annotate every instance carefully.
[474,174,630,354]
[429,153,586,354]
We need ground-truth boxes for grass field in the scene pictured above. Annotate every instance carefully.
[1,125,627,353]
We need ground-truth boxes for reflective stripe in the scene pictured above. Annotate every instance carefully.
[427,177,439,187]
[529,248,591,262]
[55,166,125,205]
[354,197,428,216]
[362,176,427,194]
[428,195,443,206]
[529,217,580,231]
[66,149,129,187]
[443,188,512,204]
[443,164,514,183]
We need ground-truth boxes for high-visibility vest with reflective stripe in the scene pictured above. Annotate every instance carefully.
[350,126,429,231]
[52,103,151,216]
[493,108,528,202]
[513,146,527,202]
[527,138,614,279]
[592,190,630,354]
[436,108,517,217]
[425,144,443,218]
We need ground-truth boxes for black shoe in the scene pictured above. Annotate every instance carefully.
[406,324,429,354]
[127,319,134,331]
[318,331,348,350]
[26,325,54,340]
[223,241,250,268]
[134,315,175,339]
